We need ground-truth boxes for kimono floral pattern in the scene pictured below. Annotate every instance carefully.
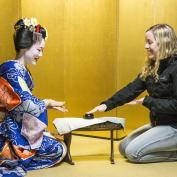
[0,61,66,177]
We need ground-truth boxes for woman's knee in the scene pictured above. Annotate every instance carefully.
[119,137,133,157]
[119,141,126,157]
[125,144,141,163]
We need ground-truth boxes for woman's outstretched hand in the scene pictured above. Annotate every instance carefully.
[87,104,107,114]
[126,97,144,105]
[43,99,68,112]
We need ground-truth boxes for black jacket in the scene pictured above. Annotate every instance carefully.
[102,54,177,127]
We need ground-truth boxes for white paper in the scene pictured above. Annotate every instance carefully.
[53,117,125,135]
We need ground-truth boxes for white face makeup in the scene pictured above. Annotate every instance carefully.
[23,39,45,65]
[145,31,159,60]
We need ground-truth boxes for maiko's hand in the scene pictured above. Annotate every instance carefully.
[87,104,107,114]
[52,105,68,112]
[126,97,144,105]
[43,99,68,112]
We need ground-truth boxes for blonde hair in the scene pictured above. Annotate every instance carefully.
[140,24,177,81]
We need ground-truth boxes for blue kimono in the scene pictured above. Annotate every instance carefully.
[0,61,66,177]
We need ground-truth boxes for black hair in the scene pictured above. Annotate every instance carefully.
[14,18,47,53]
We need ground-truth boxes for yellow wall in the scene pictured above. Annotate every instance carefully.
[63,0,117,117]
[19,0,177,133]
[0,0,21,62]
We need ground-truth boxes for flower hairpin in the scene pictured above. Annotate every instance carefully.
[15,18,48,40]
[23,18,38,27]
[23,18,39,32]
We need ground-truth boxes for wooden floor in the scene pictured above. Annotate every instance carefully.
[27,135,177,177]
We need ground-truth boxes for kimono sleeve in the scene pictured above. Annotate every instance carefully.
[0,62,48,149]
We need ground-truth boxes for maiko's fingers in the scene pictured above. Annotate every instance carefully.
[53,106,68,112]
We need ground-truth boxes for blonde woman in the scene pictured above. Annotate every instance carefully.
[88,24,177,163]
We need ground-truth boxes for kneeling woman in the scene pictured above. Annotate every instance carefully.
[0,18,67,177]
[87,24,177,163]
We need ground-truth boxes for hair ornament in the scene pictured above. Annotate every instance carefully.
[14,17,48,40]
[23,18,38,29]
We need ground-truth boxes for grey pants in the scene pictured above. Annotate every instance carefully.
[119,124,177,163]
